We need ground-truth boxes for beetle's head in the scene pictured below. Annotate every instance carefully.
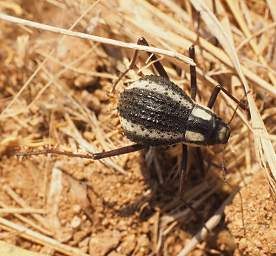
[208,117,231,144]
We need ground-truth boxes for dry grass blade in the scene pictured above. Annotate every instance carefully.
[266,0,276,21]
[0,2,99,119]
[0,208,45,215]
[0,217,90,256]
[3,185,51,230]
[177,188,238,256]
[0,13,195,66]
[191,0,276,195]
[237,22,276,51]
[0,241,47,256]
[0,201,53,237]
[225,0,276,85]
[148,0,276,96]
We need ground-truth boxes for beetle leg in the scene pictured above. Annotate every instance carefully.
[111,47,139,93]
[189,44,206,174]
[178,145,188,194]
[92,143,146,159]
[178,45,199,191]
[207,84,248,110]
[189,45,197,100]
[137,37,169,79]
[195,147,205,176]
[207,85,221,109]
[15,143,146,160]
[112,37,169,93]
[189,29,246,111]
[179,45,197,192]
[178,147,204,194]
[187,45,206,182]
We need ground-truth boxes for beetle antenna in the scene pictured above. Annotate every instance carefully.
[227,103,239,125]
[111,48,139,93]
[227,92,249,125]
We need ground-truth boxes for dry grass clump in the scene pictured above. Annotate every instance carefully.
[0,1,275,255]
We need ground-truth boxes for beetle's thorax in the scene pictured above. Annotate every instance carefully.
[118,75,230,146]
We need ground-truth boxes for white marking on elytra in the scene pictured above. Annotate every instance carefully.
[185,130,205,142]
[127,80,193,109]
[120,117,183,141]
[191,106,212,121]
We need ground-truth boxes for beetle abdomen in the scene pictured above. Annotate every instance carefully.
[118,75,195,145]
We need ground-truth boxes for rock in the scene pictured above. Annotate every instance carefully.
[89,230,122,256]
[118,234,136,255]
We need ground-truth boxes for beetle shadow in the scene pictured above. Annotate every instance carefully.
[111,144,232,236]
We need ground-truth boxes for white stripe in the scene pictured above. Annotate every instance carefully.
[127,80,193,109]
[120,117,183,141]
[191,106,212,121]
[185,130,205,142]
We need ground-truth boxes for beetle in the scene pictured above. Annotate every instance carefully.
[118,74,230,147]
[13,37,247,245]
[16,37,245,161]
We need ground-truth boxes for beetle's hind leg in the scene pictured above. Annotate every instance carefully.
[15,143,147,160]
[112,37,169,93]
[92,143,146,159]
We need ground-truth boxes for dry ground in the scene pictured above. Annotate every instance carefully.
[0,1,275,256]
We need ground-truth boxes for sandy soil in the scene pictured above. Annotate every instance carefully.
[225,171,275,256]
